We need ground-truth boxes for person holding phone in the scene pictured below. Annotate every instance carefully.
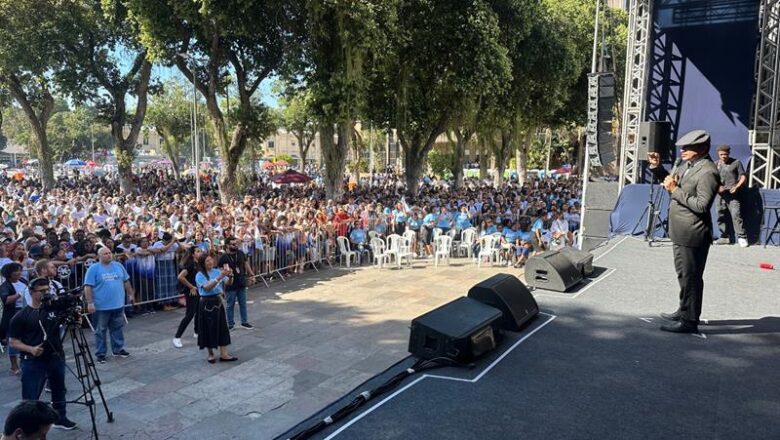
[195,253,237,363]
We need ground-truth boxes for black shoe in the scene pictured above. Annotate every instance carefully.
[660,311,681,321]
[240,323,254,329]
[113,349,130,358]
[660,322,699,334]
[54,417,77,430]
[96,355,106,364]
[228,324,235,331]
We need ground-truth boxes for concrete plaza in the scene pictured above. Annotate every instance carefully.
[0,258,516,439]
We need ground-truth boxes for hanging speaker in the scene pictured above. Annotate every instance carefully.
[637,121,672,160]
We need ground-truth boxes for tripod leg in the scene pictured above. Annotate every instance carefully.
[75,327,114,423]
[69,326,100,439]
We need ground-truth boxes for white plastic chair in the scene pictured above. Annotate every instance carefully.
[434,235,453,267]
[396,236,416,268]
[386,234,402,263]
[402,229,418,257]
[368,230,379,241]
[370,238,391,268]
[337,236,358,267]
[477,235,499,267]
[458,228,477,258]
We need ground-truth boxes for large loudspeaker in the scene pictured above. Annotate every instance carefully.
[586,72,616,167]
[408,297,503,362]
[467,273,538,332]
[637,121,672,160]
[557,247,594,277]
[525,250,584,292]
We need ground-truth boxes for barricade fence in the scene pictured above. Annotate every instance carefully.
[45,231,336,308]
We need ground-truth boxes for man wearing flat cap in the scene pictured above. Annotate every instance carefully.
[647,129,720,334]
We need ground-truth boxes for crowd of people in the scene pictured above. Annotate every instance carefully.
[0,165,581,430]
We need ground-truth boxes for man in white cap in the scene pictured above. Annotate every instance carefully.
[647,129,720,334]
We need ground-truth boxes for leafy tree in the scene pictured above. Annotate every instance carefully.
[0,0,67,188]
[293,0,395,200]
[146,79,195,178]
[123,0,294,200]
[2,100,112,162]
[428,149,454,179]
[277,84,318,170]
[489,0,581,185]
[371,0,511,194]
[60,0,154,193]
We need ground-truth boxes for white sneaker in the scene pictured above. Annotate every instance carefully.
[172,338,183,348]
[738,238,748,248]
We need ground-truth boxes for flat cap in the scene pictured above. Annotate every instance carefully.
[675,129,710,148]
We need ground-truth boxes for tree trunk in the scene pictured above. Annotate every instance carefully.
[518,128,534,187]
[478,135,489,181]
[321,123,348,200]
[452,129,470,189]
[494,130,512,187]
[219,124,247,201]
[403,144,424,195]
[295,131,309,171]
[575,127,585,178]
[4,75,55,189]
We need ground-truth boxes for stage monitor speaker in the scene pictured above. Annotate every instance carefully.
[637,121,672,160]
[525,250,583,292]
[467,273,538,332]
[408,297,503,362]
[557,247,594,277]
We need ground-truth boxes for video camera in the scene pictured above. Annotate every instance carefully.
[41,286,84,325]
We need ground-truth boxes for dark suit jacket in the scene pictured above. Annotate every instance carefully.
[651,158,720,247]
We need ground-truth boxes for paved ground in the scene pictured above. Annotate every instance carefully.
[0,257,518,439]
[282,236,780,440]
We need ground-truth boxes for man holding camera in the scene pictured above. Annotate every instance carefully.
[8,278,78,430]
[84,247,134,363]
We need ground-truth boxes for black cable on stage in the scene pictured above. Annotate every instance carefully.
[285,357,472,440]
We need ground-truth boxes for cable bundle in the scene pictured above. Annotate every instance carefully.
[286,357,467,440]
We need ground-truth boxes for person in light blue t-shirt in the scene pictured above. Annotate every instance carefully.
[84,247,134,363]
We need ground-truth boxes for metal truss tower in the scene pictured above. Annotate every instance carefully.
[751,0,780,189]
[619,0,653,189]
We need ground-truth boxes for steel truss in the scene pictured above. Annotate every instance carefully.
[751,0,780,189]
[619,0,653,189]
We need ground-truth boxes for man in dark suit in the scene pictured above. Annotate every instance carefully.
[648,130,720,334]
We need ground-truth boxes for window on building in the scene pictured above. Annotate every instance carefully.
[268,140,275,150]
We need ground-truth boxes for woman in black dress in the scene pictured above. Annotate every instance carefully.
[195,253,237,363]
[172,246,203,348]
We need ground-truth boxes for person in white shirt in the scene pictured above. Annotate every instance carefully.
[550,211,573,247]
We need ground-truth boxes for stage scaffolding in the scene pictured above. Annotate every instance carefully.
[751,0,780,189]
[619,0,777,189]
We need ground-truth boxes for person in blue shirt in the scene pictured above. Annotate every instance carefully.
[195,253,237,364]
[392,203,408,235]
[436,207,452,234]
[422,209,438,257]
[84,247,135,363]
[454,206,472,233]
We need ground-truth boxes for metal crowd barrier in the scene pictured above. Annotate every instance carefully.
[42,233,334,310]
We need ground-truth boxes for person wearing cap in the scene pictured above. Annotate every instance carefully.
[647,129,720,334]
[714,144,748,247]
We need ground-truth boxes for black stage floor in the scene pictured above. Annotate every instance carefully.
[279,236,780,440]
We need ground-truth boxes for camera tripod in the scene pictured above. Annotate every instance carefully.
[60,319,114,439]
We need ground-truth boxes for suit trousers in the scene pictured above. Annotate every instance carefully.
[672,243,710,324]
